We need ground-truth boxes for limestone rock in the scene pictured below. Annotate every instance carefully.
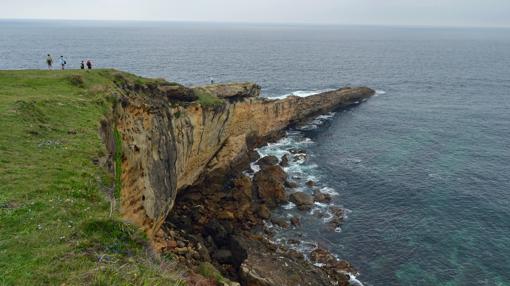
[256,155,279,169]
[289,192,314,210]
[201,82,261,99]
[253,165,288,208]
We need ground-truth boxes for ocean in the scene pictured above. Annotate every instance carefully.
[1,20,510,285]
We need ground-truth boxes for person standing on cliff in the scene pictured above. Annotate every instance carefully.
[46,54,53,70]
[210,77,214,84]
[59,56,66,70]
[80,61,85,70]
[86,60,92,70]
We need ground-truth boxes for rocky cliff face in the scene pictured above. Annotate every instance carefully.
[113,78,374,236]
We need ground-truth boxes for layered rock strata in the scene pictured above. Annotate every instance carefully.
[113,77,374,237]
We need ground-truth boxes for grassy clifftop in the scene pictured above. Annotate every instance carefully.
[0,70,184,285]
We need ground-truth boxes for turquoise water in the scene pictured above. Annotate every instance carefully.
[1,20,510,285]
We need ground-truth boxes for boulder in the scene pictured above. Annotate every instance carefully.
[257,205,271,220]
[248,150,261,162]
[280,154,290,167]
[289,192,314,210]
[213,249,234,264]
[290,216,301,227]
[313,189,332,203]
[284,180,299,189]
[253,165,288,208]
[257,155,279,169]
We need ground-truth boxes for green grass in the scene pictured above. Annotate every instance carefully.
[0,70,185,285]
[192,88,224,108]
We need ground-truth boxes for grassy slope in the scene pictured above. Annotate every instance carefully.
[0,70,184,285]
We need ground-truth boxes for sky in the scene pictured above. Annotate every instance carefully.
[1,0,510,28]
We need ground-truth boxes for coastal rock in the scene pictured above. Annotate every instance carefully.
[257,205,271,220]
[313,190,332,203]
[200,82,261,99]
[114,74,374,235]
[253,166,288,208]
[284,180,299,189]
[289,192,314,210]
[271,217,290,229]
[280,154,290,167]
[256,155,279,169]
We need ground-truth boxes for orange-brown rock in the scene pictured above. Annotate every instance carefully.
[113,77,374,236]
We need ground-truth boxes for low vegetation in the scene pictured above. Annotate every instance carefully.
[192,87,224,107]
[0,70,185,285]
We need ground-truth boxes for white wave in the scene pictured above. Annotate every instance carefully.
[320,187,339,196]
[374,90,386,97]
[272,89,335,100]
[348,274,365,286]
[282,202,296,210]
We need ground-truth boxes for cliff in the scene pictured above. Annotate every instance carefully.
[113,75,374,236]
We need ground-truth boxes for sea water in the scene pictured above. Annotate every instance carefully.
[1,20,510,286]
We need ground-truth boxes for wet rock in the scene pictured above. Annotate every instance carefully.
[257,155,279,169]
[327,206,344,230]
[313,190,332,203]
[248,150,261,162]
[257,205,271,220]
[288,148,306,154]
[306,180,316,187]
[271,217,290,229]
[253,165,288,208]
[289,192,314,210]
[309,248,337,265]
[280,154,290,167]
[290,216,301,227]
[293,153,307,162]
[284,180,299,189]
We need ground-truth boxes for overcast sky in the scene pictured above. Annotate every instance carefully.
[1,0,510,27]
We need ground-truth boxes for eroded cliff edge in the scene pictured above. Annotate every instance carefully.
[112,76,374,237]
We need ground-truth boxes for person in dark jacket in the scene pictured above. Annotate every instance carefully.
[86,60,92,70]
[80,61,85,70]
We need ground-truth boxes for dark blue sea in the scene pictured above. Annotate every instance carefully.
[1,20,510,286]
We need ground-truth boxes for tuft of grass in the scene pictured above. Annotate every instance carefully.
[0,69,185,286]
[193,87,224,108]
[67,74,85,88]
[113,129,122,198]
[198,262,232,285]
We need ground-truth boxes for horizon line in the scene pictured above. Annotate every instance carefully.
[1,17,510,30]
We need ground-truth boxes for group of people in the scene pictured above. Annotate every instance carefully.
[46,54,92,70]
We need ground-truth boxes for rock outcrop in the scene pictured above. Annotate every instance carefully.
[113,75,374,236]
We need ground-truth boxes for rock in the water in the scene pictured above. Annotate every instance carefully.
[280,154,290,167]
[271,217,290,228]
[290,216,301,226]
[248,150,261,162]
[288,148,306,154]
[284,180,299,189]
[257,155,279,169]
[313,189,332,203]
[257,205,271,220]
[253,165,288,208]
[306,180,316,187]
[289,192,314,210]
